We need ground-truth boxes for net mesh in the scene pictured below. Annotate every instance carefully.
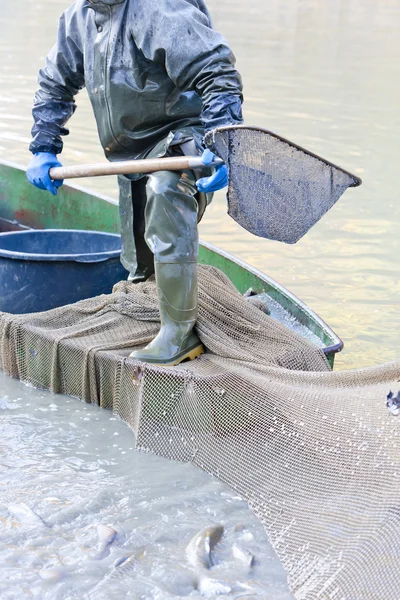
[0,265,399,600]
[205,127,361,243]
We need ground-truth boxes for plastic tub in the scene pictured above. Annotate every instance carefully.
[0,229,129,314]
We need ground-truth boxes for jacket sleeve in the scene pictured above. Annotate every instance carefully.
[29,8,85,155]
[132,0,243,133]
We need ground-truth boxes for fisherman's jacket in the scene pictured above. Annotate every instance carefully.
[30,0,243,161]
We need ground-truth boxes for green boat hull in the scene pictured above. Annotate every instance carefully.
[0,160,343,367]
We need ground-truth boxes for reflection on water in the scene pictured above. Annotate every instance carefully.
[0,0,399,370]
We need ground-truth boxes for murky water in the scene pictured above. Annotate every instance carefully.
[0,370,293,600]
[0,1,399,598]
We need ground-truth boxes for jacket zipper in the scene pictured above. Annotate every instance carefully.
[103,5,125,150]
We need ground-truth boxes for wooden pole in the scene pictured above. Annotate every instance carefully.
[49,155,222,180]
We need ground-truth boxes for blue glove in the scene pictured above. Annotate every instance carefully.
[26,152,64,196]
[196,149,228,193]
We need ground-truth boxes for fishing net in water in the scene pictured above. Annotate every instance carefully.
[205,126,362,243]
[0,265,399,600]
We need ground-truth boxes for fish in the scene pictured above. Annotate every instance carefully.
[7,503,48,528]
[386,391,400,416]
[90,524,118,560]
[112,548,146,573]
[186,524,224,570]
[232,543,255,568]
[87,546,147,598]
[186,525,231,597]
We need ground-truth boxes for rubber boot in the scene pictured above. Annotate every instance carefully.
[129,262,204,366]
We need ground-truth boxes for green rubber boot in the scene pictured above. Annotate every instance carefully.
[129,262,204,366]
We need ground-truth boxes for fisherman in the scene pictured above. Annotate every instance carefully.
[26,0,243,366]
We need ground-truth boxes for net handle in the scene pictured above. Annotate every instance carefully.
[49,156,224,180]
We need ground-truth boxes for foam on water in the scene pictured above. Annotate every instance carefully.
[0,370,294,600]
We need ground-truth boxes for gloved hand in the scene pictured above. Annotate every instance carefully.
[196,149,228,193]
[26,152,64,195]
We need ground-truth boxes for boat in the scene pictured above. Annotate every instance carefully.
[0,159,342,367]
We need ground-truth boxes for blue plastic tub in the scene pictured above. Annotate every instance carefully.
[0,229,129,314]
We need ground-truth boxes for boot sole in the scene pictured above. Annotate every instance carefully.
[164,343,205,367]
[132,343,205,367]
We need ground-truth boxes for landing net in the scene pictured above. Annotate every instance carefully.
[0,265,399,599]
[206,126,362,243]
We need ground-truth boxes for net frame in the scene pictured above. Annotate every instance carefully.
[205,125,362,243]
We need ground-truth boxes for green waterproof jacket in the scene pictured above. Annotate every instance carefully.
[30,0,243,161]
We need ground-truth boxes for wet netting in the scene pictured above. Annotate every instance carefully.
[0,265,399,599]
[205,126,362,243]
